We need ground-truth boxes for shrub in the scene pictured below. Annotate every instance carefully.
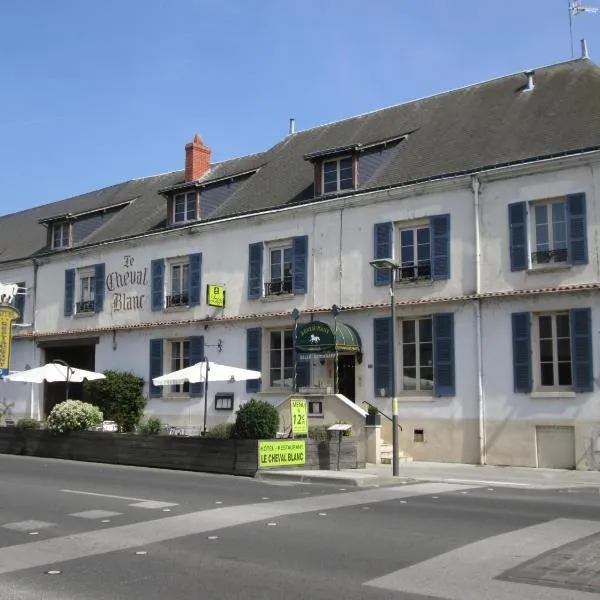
[16,418,42,430]
[368,404,379,415]
[83,371,146,433]
[336,419,353,436]
[47,400,103,433]
[233,399,279,439]
[139,416,162,435]
[205,422,234,439]
[308,424,330,441]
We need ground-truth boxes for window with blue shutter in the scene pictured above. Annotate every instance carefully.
[64,269,75,316]
[373,222,393,286]
[151,259,165,311]
[511,312,532,393]
[149,339,164,398]
[246,328,262,393]
[567,193,588,266]
[433,313,455,396]
[188,253,202,306]
[292,235,308,295]
[14,282,25,324]
[248,243,263,300]
[94,263,105,313]
[189,335,205,397]
[508,202,528,271]
[570,308,593,392]
[431,214,450,280]
[373,317,391,396]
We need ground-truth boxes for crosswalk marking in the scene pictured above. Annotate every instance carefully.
[69,510,122,520]
[365,518,600,600]
[2,521,54,532]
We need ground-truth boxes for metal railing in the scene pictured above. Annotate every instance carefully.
[264,278,293,296]
[166,293,189,307]
[362,400,402,431]
[396,262,431,282]
[76,300,95,313]
[531,248,568,265]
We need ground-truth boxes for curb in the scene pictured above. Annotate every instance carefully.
[254,471,377,487]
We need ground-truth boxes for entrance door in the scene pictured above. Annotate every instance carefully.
[337,355,356,402]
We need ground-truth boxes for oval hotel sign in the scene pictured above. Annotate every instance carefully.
[295,321,335,353]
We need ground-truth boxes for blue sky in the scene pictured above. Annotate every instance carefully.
[2,0,598,213]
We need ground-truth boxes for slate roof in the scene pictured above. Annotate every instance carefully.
[1,58,599,264]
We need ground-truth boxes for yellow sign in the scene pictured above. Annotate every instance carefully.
[291,399,308,435]
[206,284,226,308]
[0,305,19,378]
[258,440,306,468]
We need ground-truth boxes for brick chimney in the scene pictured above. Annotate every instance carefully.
[184,134,211,181]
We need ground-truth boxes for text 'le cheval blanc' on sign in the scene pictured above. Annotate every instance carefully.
[107,256,147,312]
[258,440,306,468]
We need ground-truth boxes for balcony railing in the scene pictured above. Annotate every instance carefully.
[76,300,95,313]
[166,293,189,307]
[264,278,293,296]
[531,248,568,265]
[396,262,431,282]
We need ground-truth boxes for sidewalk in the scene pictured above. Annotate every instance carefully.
[254,461,600,489]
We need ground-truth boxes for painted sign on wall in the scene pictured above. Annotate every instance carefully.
[258,440,306,468]
[0,305,20,377]
[107,256,148,312]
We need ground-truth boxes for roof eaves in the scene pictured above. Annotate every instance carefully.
[304,144,361,162]
[157,167,263,195]
[38,199,135,225]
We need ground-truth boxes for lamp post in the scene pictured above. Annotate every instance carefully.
[331,304,340,393]
[291,308,301,393]
[369,258,400,477]
[52,358,73,402]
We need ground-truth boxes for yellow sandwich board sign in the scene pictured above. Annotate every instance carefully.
[291,398,308,435]
[258,440,306,468]
[206,284,226,308]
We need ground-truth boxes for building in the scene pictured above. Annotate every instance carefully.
[1,57,600,468]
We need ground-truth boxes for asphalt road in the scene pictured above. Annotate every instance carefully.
[1,456,600,600]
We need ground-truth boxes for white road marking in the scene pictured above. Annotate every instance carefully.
[129,501,177,509]
[69,510,122,520]
[61,489,178,509]
[366,518,600,600]
[3,521,54,532]
[444,478,532,487]
[0,482,477,575]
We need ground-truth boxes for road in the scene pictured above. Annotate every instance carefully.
[1,456,600,599]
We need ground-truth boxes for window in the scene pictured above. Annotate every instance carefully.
[322,157,353,193]
[52,222,70,249]
[531,200,568,265]
[215,393,234,411]
[76,271,95,313]
[399,225,431,281]
[308,400,323,416]
[269,330,294,388]
[266,245,292,296]
[169,340,190,394]
[172,192,198,224]
[400,318,434,392]
[167,260,189,307]
[536,313,572,389]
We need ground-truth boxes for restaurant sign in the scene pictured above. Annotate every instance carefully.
[295,321,335,354]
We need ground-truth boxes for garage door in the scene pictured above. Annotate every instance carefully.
[536,426,575,469]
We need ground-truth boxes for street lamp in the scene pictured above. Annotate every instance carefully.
[369,257,400,477]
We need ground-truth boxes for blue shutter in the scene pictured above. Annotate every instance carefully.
[292,235,308,295]
[14,282,25,324]
[248,243,263,300]
[570,308,593,392]
[373,317,391,396]
[151,259,165,311]
[149,339,163,398]
[431,214,451,280]
[433,313,455,396]
[188,253,202,306]
[246,328,262,393]
[567,193,588,266]
[296,358,310,389]
[508,202,528,271]
[511,312,532,393]
[373,222,393,286]
[64,269,75,317]
[189,335,205,397]
[94,263,105,313]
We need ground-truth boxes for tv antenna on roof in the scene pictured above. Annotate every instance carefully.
[569,1,598,57]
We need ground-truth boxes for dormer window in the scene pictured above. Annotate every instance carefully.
[323,157,354,193]
[52,221,71,249]
[172,191,198,224]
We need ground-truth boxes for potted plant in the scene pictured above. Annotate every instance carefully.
[366,404,381,426]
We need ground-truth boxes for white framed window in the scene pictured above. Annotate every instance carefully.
[168,340,190,394]
[267,244,292,296]
[172,192,198,224]
[76,269,95,313]
[167,259,189,307]
[322,157,353,194]
[534,313,572,390]
[531,199,568,266]
[269,329,294,389]
[400,317,434,392]
[52,222,70,249]
[308,400,323,416]
[215,393,234,411]
[398,221,431,281]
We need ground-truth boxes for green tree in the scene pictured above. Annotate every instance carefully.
[84,370,146,433]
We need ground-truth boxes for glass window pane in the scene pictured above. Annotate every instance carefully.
[283,330,294,348]
[558,362,572,386]
[416,227,430,245]
[556,314,570,338]
[553,222,567,249]
[535,224,549,251]
[402,320,415,343]
[419,318,433,342]
[420,367,434,390]
[538,316,552,339]
[535,205,548,225]
[551,201,565,222]
[419,343,433,370]
[557,338,571,362]
[539,339,554,363]
[400,230,414,265]
[403,344,416,367]
[270,331,281,350]
[323,161,337,175]
[323,180,337,193]
[340,158,353,170]
[540,363,554,386]
[403,367,416,391]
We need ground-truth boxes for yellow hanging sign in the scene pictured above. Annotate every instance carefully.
[258,440,306,468]
[291,398,308,435]
[206,284,226,308]
[0,305,19,378]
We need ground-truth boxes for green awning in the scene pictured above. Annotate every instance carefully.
[295,320,362,355]
[334,323,361,353]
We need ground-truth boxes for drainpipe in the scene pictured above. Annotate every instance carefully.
[471,175,487,465]
[30,259,39,419]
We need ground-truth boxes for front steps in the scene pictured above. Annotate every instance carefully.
[380,443,413,464]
